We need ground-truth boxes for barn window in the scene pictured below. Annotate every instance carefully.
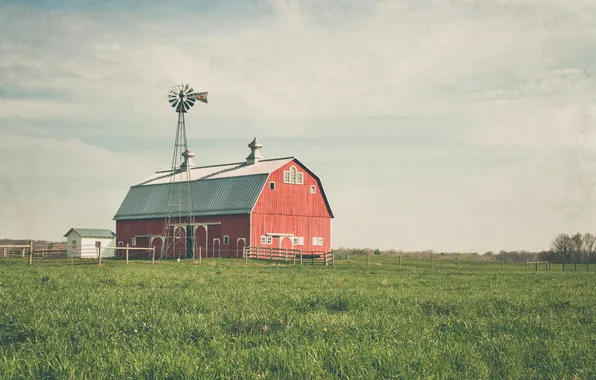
[269,181,275,190]
[132,238,137,246]
[310,185,316,194]
[71,240,76,250]
[293,237,299,245]
[267,236,273,244]
[223,235,229,245]
[299,237,304,245]
[283,166,304,185]
[260,236,266,244]
[318,237,323,246]
[312,237,318,246]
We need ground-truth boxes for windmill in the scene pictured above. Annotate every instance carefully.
[161,83,208,260]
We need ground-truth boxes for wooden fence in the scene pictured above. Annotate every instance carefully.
[243,246,334,266]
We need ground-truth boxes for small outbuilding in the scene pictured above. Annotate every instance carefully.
[64,228,116,258]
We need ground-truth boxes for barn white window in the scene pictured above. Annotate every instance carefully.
[310,185,316,194]
[299,237,304,245]
[317,237,323,246]
[283,166,304,185]
[223,235,229,245]
[131,238,137,246]
[292,237,299,245]
[312,237,318,246]
[269,181,275,190]
[267,236,273,244]
[260,235,266,244]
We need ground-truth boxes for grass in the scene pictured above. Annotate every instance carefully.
[0,258,595,379]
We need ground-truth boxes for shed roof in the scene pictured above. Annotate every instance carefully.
[64,228,116,238]
[113,156,334,221]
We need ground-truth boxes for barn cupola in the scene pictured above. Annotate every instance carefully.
[180,148,196,170]
[246,137,264,165]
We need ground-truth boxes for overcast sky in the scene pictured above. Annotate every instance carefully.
[1,0,596,252]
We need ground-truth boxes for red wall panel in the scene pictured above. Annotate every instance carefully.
[252,160,332,218]
[115,214,250,258]
[251,213,331,253]
[251,159,332,251]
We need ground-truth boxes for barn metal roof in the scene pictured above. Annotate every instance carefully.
[64,228,116,238]
[113,156,334,220]
[113,174,269,220]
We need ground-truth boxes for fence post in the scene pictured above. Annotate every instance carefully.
[535,261,538,271]
[97,242,102,265]
[367,252,370,268]
[300,250,303,265]
[28,241,33,265]
[398,255,401,267]
[332,251,335,267]
[285,249,288,262]
[245,247,248,266]
[151,246,155,265]
[481,258,483,270]
[126,244,129,265]
[324,252,328,266]
[270,248,273,261]
[457,258,460,270]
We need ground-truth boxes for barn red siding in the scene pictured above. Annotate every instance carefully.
[251,214,331,253]
[115,214,250,258]
[251,159,332,252]
[252,160,332,218]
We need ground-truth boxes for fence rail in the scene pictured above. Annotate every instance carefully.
[243,246,333,266]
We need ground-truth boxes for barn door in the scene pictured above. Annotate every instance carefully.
[237,238,246,258]
[195,226,207,259]
[186,225,194,259]
[213,238,221,258]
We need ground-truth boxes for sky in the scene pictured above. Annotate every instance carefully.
[1,0,596,253]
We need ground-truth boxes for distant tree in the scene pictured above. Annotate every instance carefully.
[550,233,574,262]
[571,233,584,262]
[582,233,596,262]
[484,251,494,257]
[374,249,381,255]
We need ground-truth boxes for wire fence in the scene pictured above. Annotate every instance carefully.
[333,253,596,271]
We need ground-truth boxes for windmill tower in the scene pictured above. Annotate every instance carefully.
[161,83,208,260]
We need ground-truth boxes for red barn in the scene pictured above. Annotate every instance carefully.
[113,138,334,258]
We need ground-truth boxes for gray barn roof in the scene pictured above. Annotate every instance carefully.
[113,174,268,220]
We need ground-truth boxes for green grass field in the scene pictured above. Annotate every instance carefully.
[1,258,595,379]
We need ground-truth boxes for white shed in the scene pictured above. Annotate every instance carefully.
[64,228,116,258]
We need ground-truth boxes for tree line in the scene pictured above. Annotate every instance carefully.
[332,232,596,264]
